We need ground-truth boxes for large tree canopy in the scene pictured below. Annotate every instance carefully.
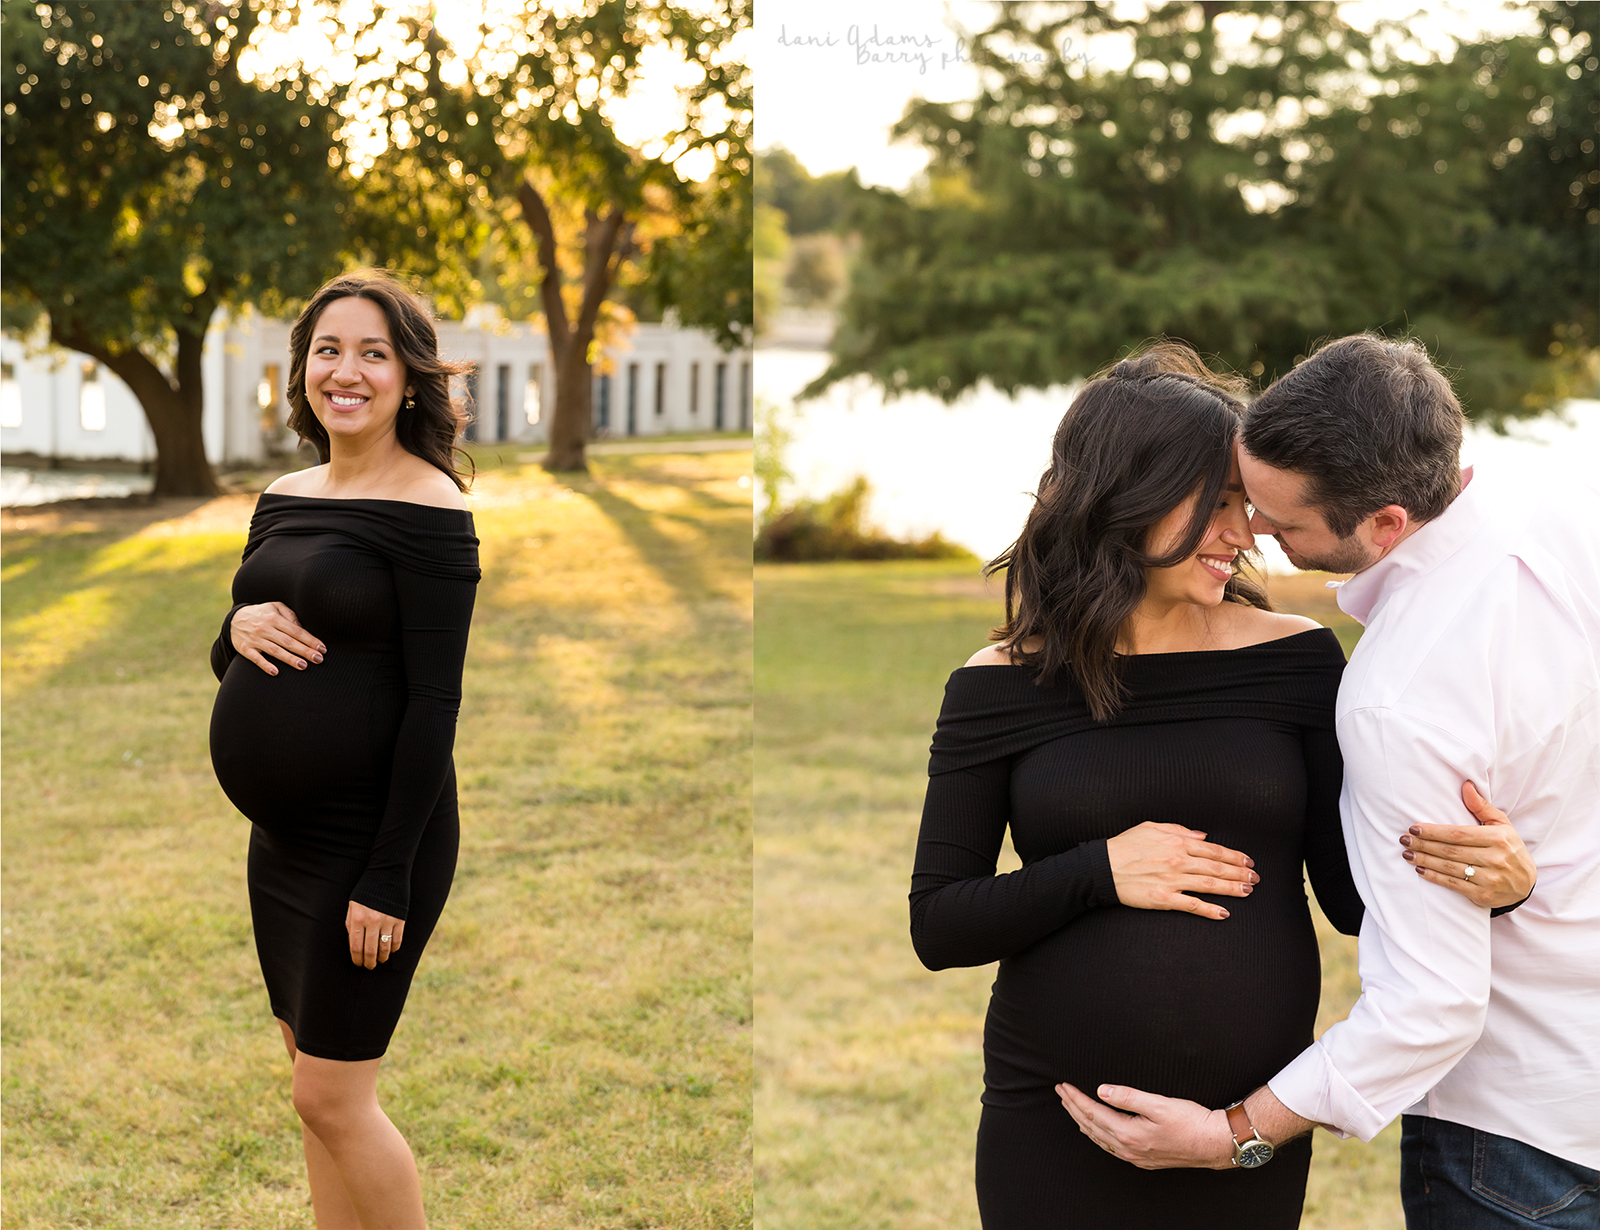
[755,147,858,236]
[810,0,1598,425]
[2,0,346,495]
[294,0,751,471]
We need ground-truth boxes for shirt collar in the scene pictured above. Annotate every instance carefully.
[1336,467,1484,626]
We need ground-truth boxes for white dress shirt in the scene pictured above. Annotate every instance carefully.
[1269,465,1600,1169]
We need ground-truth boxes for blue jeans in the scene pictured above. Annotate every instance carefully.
[1401,1114,1600,1228]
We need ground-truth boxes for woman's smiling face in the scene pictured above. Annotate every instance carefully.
[1142,454,1256,610]
[304,296,412,444]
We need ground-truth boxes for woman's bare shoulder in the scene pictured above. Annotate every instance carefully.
[265,465,326,496]
[391,460,468,510]
[1222,603,1323,647]
[964,644,1021,667]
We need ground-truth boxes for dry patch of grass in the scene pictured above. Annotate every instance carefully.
[1,449,753,1229]
[753,560,1399,1230]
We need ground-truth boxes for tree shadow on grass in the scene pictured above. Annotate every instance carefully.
[547,471,750,637]
[595,453,752,515]
[1,497,251,697]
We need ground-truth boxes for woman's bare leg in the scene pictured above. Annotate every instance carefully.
[291,1049,427,1230]
[277,1020,362,1229]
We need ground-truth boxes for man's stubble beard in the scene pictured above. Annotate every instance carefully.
[1278,534,1377,576]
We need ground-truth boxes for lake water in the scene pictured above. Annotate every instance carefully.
[0,466,154,507]
[756,347,1600,571]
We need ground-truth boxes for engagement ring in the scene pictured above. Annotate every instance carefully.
[1464,866,1476,880]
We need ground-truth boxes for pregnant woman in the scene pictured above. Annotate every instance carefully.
[909,344,1533,1228]
[210,270,478,1229]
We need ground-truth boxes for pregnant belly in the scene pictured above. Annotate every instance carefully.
[210,651,404,836]
[983,896,1322,1109]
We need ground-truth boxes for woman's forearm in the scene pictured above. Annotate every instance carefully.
[911,839,1118,969]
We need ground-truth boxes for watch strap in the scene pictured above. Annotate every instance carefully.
[1224,1099,1276,1168]
[1225,1100,1255,1148]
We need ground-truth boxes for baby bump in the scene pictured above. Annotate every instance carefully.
[210,651,405,833]
[985,897,1322,1107]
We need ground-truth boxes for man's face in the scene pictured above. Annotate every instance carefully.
[1236,443,1379,574]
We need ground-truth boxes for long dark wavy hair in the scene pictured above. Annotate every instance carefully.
[286,269,475,491]
[986,341,1271,720]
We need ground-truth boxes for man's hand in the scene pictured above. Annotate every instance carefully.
[1402,781,1536,909]
[1055,1083,1235,1170]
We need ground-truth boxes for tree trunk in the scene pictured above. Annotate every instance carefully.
[52,319,221,498]
[543,346,593,472]
[516,178,634,474]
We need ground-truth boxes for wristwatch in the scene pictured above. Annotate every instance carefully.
[1224,1100,1275,1168]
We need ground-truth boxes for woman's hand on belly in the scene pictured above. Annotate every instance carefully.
[346,900,404,970]
[1106,822,1259,921]
[231,601,326,676]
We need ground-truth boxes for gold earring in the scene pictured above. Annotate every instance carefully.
[404,394,415,411]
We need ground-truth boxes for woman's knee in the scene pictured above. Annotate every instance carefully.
[290,1057,376,1137]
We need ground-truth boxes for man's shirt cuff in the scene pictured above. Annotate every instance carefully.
[1269,1040,1392,1142]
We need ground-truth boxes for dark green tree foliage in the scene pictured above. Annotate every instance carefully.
[811,1,1598,425]
[755,146,860,235]
[336,0,750,472]
[642,160,751,348]
[639,8,752,353]
[2,0,345,495]
[785,233,846,307]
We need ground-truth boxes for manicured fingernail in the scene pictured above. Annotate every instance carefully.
[1218,908,1230,919]
[1403,851,1415,861]
[1249,872,1260,883]
[1416,867,1425,875]
[311,653,323,663]
[1409,826,1421,835]
[1245,858,1255,868]
[1400,834,1412,846]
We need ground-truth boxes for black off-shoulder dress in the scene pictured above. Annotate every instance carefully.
[910,629,1366,1230]
[210,495,479,1061]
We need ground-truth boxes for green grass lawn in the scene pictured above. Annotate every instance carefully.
[1,448,754,1229]
[753,559,1400,1230]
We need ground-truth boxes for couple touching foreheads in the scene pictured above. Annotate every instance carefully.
[912,334,1599,1228]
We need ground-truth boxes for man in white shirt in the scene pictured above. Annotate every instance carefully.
[1055,334,1600,1227]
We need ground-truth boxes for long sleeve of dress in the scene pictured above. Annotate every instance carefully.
[349,564,477,919]
[210,602,249,682]
[1300,726,1364,936]
[909,756,1120,971]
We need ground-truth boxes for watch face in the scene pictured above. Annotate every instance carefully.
[1237,1139,1274,1169]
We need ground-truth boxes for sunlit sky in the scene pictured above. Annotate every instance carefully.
[755,0,1545,189]
[241,0,748,183]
